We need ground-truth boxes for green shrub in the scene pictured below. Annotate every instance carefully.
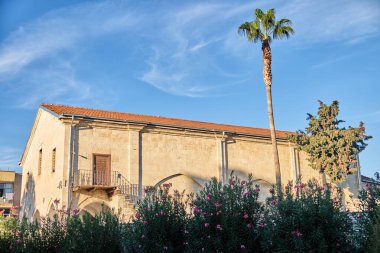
[186,175,265,252]
[356,177,380,252]
[123,184,189,253]
[262,180,354,253]
[0,208,122,253]
[64,211,122,253]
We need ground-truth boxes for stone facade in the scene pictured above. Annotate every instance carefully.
[19,104,362,220]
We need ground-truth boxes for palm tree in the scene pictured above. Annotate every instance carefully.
[238,8,294,189]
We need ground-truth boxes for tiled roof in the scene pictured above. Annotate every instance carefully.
[41,103,292,138]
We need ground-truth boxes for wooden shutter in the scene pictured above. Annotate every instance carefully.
[38,149,42,175]
[93,154,111,185]
[52,148,56,173]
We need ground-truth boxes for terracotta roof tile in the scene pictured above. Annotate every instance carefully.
[41,103,292,138]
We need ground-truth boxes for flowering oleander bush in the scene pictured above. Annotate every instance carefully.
[1,174,380,253]
[123,184,189,253]
[262,180,354,253]
[186,175,265,252]
[355,177,380,252]
[0,206,122,253]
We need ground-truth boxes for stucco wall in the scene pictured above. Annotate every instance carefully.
[20,109,68,219]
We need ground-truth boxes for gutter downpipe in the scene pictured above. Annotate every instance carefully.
[67,115,74,211]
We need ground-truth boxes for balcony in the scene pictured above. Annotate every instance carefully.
[0,197,13,209]
[73,170,143,202]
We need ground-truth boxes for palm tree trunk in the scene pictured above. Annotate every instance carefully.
[262,40,282,189]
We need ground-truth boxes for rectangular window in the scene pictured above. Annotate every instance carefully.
[52,148,56,173]
[38,148,42,175]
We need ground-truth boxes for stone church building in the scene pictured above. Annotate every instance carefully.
[19,104,362,220]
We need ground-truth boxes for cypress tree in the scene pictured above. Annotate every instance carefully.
[288,100,371,183]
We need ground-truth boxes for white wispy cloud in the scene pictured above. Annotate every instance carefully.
[1,0,379,100]
[139,1,258,97]
[279,0,380,45]
[0,1,141,107]
[0,147,21,169]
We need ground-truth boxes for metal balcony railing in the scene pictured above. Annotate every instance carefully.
[0,197,13,204]
[73,169,147,204]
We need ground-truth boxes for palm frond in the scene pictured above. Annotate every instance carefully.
[254,8,265,22]
[239,8,294,43]
[262,9,276,39]
[238,21,263,43]
[273,18,295,40]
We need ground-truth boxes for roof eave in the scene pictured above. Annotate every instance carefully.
[59,113,289,140]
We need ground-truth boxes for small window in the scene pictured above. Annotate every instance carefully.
[38,148,42,175]
[52,148,56,173]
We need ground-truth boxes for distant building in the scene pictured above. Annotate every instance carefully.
[361,175,380,189]
[0,170,22,217]
[19,104,362,221]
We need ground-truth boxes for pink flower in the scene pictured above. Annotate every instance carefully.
[271,199,278,205]
[141,235,145,239]
[247,223,252,229]
[207,193,212,197]
[243,213,249,219]
[216,224,223,231]
[254,188,260,193]
[135,212,141,219]
[216,211,221,216]
[204,223,210,228]
[194,208,201,214]
[163,183,172,188]
[143,221,148,225]
[243,192,249,197]
[71,208,80,216]
[206,197,211,201]
[11,205,20,210]
[241,244,246,249]
[258,223,266,229]
[230,180,236,185]
[215,202,221,208]
[292,230,302,237]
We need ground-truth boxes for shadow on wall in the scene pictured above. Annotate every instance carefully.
[154,169,274,202]
[20,173,36,221]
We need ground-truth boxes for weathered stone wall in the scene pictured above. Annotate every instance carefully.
[20,110,362,219]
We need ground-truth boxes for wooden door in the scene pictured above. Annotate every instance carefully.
[93,154,111,185]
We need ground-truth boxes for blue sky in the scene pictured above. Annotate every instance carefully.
[0,0,379,177]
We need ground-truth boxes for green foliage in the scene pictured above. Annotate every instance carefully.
[0,209,122,253]
[288,100,371,182]
[1,174,380,252]
[262,180,354,253]
[356,174,380,252]
[186,175,265,252]
[123,184,189,253]
[238,8,294,43]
